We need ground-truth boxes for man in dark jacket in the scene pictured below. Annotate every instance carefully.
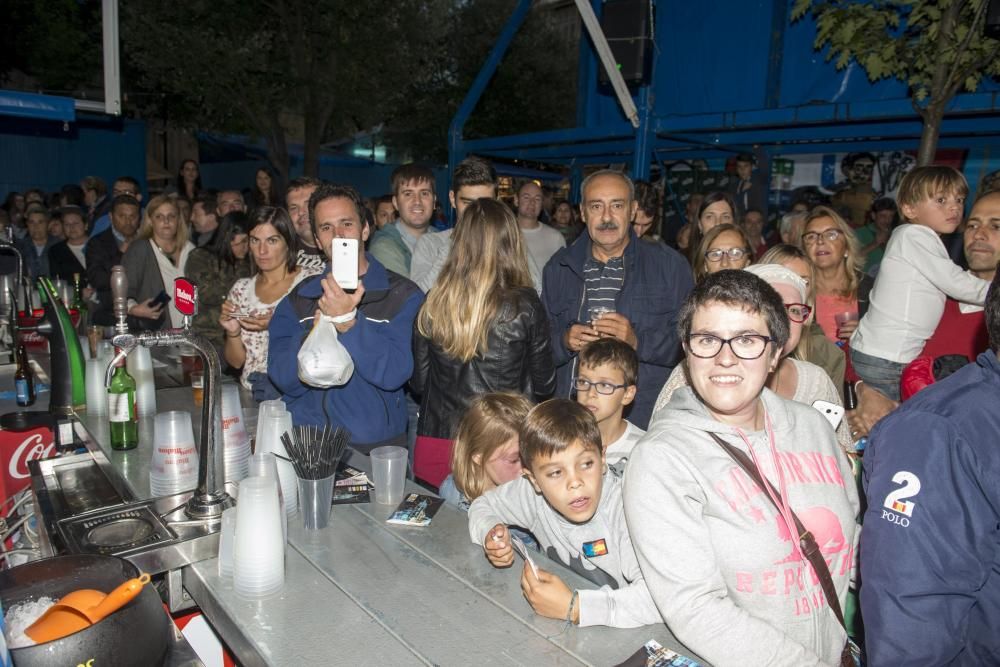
[48,206,89,282]
[542,170,693,429]
[268,183,423,452]
[861,269,1000,666]
[86,195,140,326]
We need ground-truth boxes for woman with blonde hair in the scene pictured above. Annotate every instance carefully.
[438,392,534,510]
[692,222,754,280]
[122,195,195,330]
[801,205,871,343]
[411,198,556,487]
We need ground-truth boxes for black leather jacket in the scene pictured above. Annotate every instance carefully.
[411,287,556,439]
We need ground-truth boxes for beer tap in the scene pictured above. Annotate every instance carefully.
[105,268,234,521]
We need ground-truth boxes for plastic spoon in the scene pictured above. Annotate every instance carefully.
[24,573,151,644]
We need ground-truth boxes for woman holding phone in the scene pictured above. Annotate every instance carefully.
[123,195,195,331]
[220,207,320,394]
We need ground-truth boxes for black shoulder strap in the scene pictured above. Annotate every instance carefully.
[708,432,847,632]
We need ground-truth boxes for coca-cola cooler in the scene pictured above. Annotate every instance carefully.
[0,426,55,502]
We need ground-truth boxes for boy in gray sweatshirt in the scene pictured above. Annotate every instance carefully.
[468,399,661,628]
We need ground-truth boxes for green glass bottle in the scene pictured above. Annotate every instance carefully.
[108,352,138,450]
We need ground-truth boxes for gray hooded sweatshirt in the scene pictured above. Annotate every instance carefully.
[623,387,859,667]
[468,471,661,628]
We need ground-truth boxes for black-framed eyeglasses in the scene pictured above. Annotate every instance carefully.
[784,303,812,323]
[685,333,774,360]
[572,377,628,395]
[801,229,843,245]
[704,247,750,263]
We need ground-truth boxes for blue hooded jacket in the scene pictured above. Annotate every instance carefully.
[861,351,1000,666]
[267,254,423,450]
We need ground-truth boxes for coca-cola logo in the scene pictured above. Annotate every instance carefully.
[8,433,56,480]
[174,278,198,317]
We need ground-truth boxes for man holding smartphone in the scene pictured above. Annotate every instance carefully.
[267,182,424,453]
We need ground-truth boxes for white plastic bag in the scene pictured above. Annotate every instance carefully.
[297,314,354,387]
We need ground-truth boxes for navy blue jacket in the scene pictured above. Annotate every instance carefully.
[861,351,1000,666]
[267,254,423,451]
[541,231,693,428]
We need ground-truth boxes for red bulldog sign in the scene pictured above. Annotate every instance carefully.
[0,426,55,499]
[174,278,198,317]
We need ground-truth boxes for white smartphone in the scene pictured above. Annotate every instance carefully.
[330,238,359,290]
[812,400,845,430]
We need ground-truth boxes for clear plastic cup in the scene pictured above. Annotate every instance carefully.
[85,358,108,416]
[256,412,298,515]
[221,385,250,483]
[298,474,335,530]
[127,346,157,416]
[233,477,284,598]
[217,507,237,578]
[149,411,198,495]
[249,452,286,542]
[370,446,407,506]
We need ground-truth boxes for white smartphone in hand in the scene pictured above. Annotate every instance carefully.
[812,400,845,430]
[330,238,359,290]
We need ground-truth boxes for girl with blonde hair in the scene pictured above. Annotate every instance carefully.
[439,392,534,508]
[411,198,556,487]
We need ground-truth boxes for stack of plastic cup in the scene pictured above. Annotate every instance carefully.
[217,506,237,578]
[127,346,157,416]
[248,452,286,543]
[221,385,251,483]
[149,411,199,497]
[255,410,299,516]
[242,407,259,452]
[85,358,108,416]
[255,400,285,446]
[233,477,284,598]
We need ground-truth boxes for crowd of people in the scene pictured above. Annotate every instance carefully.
[2,153,997,666]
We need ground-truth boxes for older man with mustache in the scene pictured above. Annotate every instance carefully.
[541,170,693,428]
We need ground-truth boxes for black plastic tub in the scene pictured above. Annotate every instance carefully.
[0,554,169,667]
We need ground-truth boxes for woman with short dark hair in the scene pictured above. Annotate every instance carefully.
[625,269,858,666]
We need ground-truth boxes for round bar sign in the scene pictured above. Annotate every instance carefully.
[174,278,198,317]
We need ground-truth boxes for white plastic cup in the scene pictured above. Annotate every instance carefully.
[217,507,237,578]
[149,411,198,495]
[256,412,298,515]
[85,358,108,416]
[127,346,157,416]
[370,446,407,506]
[233,477,284,598]
[248,452,287,543]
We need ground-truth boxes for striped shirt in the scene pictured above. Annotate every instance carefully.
[582,256,624,321]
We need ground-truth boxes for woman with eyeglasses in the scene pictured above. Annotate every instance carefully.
[692,223,754,280]
[122,195,195,331]
[801,206,873,344]
[411,198,556,488]
[652,264,851,452]
[626,269,858,666]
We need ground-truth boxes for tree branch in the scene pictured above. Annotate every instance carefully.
[941,0,986,99]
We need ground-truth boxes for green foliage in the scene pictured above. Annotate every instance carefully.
[0,0,101,94]
[792,0,1000,107]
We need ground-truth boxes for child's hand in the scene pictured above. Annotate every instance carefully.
[520,565,578,623]
[483,524,514,568]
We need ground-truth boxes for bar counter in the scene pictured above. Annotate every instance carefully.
[71,385,710,666]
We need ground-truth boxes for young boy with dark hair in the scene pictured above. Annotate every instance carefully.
[574,339,642,468]
[468,399,660,628]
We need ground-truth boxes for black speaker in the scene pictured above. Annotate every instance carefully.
[987,0,1000,38]
[597,0,653,87]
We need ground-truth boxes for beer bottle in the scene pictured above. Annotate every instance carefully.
[108,348,138,450]
[14,343,35,407]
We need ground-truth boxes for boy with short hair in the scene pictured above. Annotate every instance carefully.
[468,399,660,629]
[574,339,643,468]
[852,165,992,399]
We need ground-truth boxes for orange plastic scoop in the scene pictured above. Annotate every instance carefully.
[24,573,151,644]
